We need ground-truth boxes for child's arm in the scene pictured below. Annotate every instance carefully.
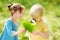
[12,28,26,36]
[6,20,26,36]
[33,24,49,39]
[33,31,49,39]
[37,31,48,39]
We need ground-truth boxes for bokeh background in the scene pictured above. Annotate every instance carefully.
[0,0,60,40]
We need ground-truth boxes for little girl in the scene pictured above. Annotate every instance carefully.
[29,4,49,40]
[0,3,26,40]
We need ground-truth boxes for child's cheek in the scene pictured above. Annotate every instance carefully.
[19,14,22,18]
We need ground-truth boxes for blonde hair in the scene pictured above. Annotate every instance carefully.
[30,4,45,17]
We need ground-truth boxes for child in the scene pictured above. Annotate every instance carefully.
[0,3,26,40]
[29,4,49,40]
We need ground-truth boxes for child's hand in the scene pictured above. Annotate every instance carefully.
[22,28,27,32]
[32,31,39,35]
[18,28,27,34]
[32,31,49,39]
[12,28,27,36]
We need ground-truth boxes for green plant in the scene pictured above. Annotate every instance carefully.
[23,20,36,33]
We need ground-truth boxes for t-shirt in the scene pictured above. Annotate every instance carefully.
[29,18,49,40]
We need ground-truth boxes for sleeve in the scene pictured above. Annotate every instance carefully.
[5,20,15,36]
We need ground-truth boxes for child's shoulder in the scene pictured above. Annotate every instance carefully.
[5,18,13,24]
[42,18,49,27]
[42,18,48,24]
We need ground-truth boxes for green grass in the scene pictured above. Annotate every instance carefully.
[0,0,60,40]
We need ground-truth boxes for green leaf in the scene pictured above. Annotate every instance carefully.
[23,20,36,33]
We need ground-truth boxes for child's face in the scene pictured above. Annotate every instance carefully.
[32,15,42,21]
[13,10,24,19]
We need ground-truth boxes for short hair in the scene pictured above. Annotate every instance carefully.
[30,4,45,17]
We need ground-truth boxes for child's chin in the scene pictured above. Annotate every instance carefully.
[19,17,22,19]
[17,17,21,19]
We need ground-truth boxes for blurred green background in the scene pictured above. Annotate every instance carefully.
[0,0,60,40]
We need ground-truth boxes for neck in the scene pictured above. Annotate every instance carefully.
[11,17,18,23]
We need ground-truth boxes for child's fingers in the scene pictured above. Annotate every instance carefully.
[32,31,39,35]
[22,28,27,32]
